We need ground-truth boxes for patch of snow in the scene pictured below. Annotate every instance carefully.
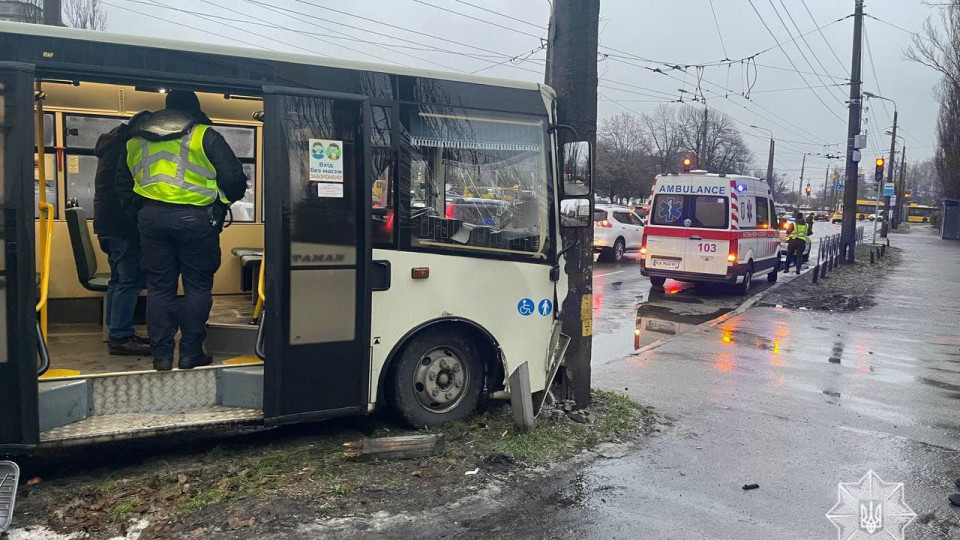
[5,526,83,540]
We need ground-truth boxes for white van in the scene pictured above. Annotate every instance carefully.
[640,172,782,294]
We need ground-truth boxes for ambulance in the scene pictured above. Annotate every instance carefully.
[639,172,782,294]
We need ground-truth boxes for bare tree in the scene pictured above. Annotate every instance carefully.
[595,112,648,200]
[675,106,753,174]
[64,0,106,30]
[641,105,684,175]
[906,0,960,198]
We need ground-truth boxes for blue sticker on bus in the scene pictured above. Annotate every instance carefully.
[517,298,535,316]
[538,299,553,316]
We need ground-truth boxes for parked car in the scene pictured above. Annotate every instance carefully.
[594,204,644,262]
[814,210,829,221]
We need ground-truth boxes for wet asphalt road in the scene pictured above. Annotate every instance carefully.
[593,222,838,366]
[455,224,960,539]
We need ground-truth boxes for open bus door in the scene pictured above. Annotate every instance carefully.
[0,63,40,448]
[261,88,372,425]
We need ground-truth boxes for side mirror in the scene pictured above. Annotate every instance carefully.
[559,197,592,228]
[561,140,592,198]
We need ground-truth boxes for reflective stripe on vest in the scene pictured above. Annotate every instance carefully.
[128,124,221,206]
[788,222,809,241]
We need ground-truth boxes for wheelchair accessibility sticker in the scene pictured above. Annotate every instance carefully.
[518,298,535,316]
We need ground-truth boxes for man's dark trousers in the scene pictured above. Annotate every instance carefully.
[138,203,220,363]
[784,238,806,273]
[96,234,145,341]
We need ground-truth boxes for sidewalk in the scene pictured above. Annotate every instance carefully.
[471,226,960,539]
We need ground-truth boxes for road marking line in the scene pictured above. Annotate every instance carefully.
[594,271,624,278]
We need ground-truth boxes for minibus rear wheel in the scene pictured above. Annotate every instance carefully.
[388,329,483,428]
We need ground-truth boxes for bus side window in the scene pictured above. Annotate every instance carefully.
[35,113,57,219]
[371,106,395,246]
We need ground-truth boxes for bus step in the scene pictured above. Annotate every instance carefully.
[206,322,258,356]
[39,407,262,444]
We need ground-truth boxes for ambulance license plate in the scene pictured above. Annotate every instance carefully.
[651,257,680,269]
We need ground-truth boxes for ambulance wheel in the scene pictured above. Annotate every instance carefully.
[388,329,483,428]
[737,268,753,296]
[767,267,779,283]
[650,276,666,288]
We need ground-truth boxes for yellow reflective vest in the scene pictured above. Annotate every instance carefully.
[126,124,225,206]
[788,222,809,242]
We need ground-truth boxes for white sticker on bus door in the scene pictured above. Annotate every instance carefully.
[317,182,344,198]
[308,138,344,183]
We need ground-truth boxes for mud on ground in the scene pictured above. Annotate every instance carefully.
[8,391,655,540]
[761,243,902,312]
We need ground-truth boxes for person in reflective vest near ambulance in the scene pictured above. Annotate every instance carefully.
[783,210,809,275]
[116,91,247,371]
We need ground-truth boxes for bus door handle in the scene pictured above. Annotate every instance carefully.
[255,309,266,361]
[37,320,50,377]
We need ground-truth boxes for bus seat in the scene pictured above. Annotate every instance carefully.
[231,247,263,295]
[65,207,110,292]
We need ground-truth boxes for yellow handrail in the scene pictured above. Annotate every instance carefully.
[34,82,52,339]
[253,255,266,320]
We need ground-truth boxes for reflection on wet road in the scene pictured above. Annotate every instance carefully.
[460,225,960,540]
[592,222,838,365]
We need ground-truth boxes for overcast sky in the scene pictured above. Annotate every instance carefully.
[99,0,939,185]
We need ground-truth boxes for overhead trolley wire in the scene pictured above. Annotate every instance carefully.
[777,0,850,103]
[748,0,847,123]
[801,0,849,75]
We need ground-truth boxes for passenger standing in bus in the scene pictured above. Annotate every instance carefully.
[783,211,809,275]
[115,91,247,371]
[94,112,152,356]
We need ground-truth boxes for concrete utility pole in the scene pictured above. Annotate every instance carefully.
[42,0,63,26]
[798,153,806,203]
[896,147,907,226]
[751,125,775,198]
[545,0,598,409]
[882,110,898,237]
[841,0,865,262]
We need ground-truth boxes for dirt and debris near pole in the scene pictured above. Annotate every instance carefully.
[11,391,654,540]
[762,244,902,312]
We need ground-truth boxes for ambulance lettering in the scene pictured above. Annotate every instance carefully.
[656,185,727,195]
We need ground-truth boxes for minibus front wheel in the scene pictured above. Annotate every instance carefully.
[387,329,484,428]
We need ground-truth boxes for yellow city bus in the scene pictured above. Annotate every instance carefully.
[854,199,884,221]
[907,203,938,223]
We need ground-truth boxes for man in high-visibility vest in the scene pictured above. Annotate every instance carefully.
[116,91,247,371]
[783,211,809,275]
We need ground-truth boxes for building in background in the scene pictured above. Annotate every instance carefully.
[0,0,61,25]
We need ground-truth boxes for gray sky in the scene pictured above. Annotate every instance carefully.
[99,0,939,186]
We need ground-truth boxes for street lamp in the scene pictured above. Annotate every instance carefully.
[750,125,776,197]
[863,91,899,240]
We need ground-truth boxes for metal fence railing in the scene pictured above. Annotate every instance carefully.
[812,225,864,283]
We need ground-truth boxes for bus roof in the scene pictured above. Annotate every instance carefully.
[0,21,544,93]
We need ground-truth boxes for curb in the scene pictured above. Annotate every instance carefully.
[628,264,817,358]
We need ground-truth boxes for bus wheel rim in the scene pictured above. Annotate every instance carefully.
[414,346,469,413]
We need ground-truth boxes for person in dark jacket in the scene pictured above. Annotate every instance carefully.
[93,111,151,356]
[116,91,247,371]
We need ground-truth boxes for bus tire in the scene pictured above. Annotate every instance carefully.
[650,276,666,288]
[388,329,483,428]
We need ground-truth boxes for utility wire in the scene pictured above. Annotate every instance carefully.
[708,0,729,59]
[801,0,849,75]
[862,23,893,121]
[101,0,282,51]
[751,82,849,94]
[753,0,846,121]
[450,0,546,31]
[778,0,849,103]
[412,0,543,40]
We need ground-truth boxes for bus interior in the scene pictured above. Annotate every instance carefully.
[37,81,270,378]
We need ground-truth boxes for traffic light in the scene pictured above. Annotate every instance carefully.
[682,157,693,172]
[805,185,812,196]
[874,157,885,182]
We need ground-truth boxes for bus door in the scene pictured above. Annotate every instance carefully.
[0,63,40,447]
[261,87,372,424]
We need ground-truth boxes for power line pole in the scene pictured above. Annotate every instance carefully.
[545,0,599,410]
[881,110,897,237]
[766,138,775,197]
[841,0,865,262]
[798,153,806,204]
[896,147,907,226]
